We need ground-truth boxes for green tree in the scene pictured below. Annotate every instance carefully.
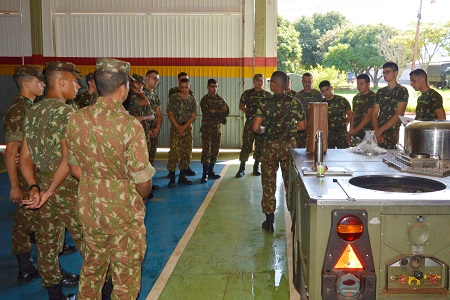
[277,16,302,73]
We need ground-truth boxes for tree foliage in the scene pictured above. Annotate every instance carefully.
[277,16,302,73]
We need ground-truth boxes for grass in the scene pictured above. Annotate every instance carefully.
[336,85,450,113]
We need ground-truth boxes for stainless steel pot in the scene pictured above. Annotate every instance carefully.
[403,120,450,161]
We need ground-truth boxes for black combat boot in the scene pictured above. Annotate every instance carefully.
[178,169,193,185]
[101,277,113,300]
[201,164,208,184]
[16,252,39,282]
[208,163,221,179]
[46,282,76,300]
[253,160,261,176]
[168,171,176,188]
[185,166,197,176]
[60,264,80,287]
[262,213,274,233]
[235,161,246,177]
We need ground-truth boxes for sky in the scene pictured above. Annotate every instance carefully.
[278,0,450,30]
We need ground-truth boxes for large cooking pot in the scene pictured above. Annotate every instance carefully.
[403,120,450,161]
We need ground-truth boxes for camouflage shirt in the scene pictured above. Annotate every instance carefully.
[323,95,351,131]
[415,88,444,121]
[75,90,98,109]
[294,89,323,121]
[352,90,376,132]
[66,99,79,111]
[66,96,155,229]
[286,89,297,97]
[126,92,152,133]
[142,87,160,127]
[3,95,33,143]
[375,84,408,130]
[168,86,194,97]
[200,93,230,133]
[23,98,74,172]
[240,88,271,120]
[167,93,197,125]
[255,93,304,141]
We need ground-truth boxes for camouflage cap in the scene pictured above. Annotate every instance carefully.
[85,72,95,82]
[44,61,82,79]
[95,58,134,80]
[13,65,44,81]
[132,74,145,84]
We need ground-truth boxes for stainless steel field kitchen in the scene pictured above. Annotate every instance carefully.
[288,149,450,300]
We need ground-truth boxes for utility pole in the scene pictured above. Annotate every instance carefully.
[411,0,423,71]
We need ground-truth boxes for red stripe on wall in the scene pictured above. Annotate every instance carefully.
[0,56,277,67]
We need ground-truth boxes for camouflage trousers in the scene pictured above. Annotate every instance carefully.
[78,224,146,300]
[239,119,263,162]
[260,139,296,214]
[378,128,400,149]
[201,131,222,165]
[167,125,193,171]
[11,201,38,254]
[328,129,349,149]
[145,124,158,164]
[296,130,307,148]
[36,172,83,287]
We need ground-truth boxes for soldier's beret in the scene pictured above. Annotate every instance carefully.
[132,74,145,84]
[95,58,134,80]
[13,65,44,81]
[44,61,82,79]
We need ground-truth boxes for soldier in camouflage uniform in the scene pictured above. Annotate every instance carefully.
[3,65,45,282]
[20,61,84,300]
[167,77,198,187]
[372,62,408,149]
[319,80,353,149]
[285,75,297,97]
[294,72,323,148]
[199,79,230,183]
[252,71,305,233]
[75,72,98,109]
[143,70,162,165]
[348,74,376,141]
[236,74,271,177]
[409,68,446,121]
[65,58,155,300]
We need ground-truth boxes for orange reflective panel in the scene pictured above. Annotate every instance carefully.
[334,244,363,269]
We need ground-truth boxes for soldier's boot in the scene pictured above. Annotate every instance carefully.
[201,164,208,184]
[60,264,80,287]
[208,163,221,179]
[185,166,197,176]
[262,213,274,233]
[168,171,176,188]
[253,160,261,176]
[101,277,113,300]
[16,252,39,282]
[46,282,76,300]
[235,161,246,178]
[178,170,193,185]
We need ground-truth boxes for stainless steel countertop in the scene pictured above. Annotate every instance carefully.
[290,149,450,206]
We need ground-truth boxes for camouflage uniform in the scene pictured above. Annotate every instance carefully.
[200,93,229,165]
[375,84,408,149]
[286,89,297,97]
[415,88,444,121]
[143,87,161,163]
[255,93,304,214]
[169,86,194,97]
[125,90,154,152]
[66,95,155,299]
[167,93,197,171]
[294,89,323,147]
[75,90,98,109]
[23,98,83,288]
[65,99,79,111]
[3,95,38,255]
[324,95,352,149]
[239,88,271,162]
[352,90,376,140]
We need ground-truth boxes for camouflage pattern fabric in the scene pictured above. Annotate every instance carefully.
[375,84,408,149]
[352,90,376,140]
[125,91,153,153]
[167,125,194,171]
[294,89,323,147]
[143,87,161,162]
[23,97,83,287]
[66,96,154,299]
[66,99,79,111]
[3,95,38,254]
[166,93,197,124]
[75,90,99,108]
[255,93,303,214]
[415,89,444,121]
[200,93,230,164]
[238,88,271,162]
[168,86,194,97]
[286,90,297,97]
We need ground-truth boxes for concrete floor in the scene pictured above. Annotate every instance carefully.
[0,153,299,299]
